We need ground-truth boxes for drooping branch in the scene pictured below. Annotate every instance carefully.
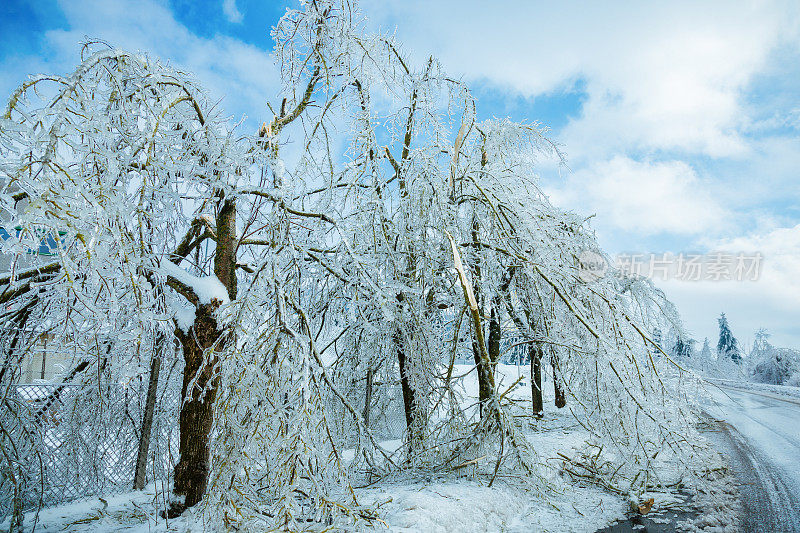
[240,189,337,225]
[0,262,61,287]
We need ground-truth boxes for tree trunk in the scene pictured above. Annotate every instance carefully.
[472,337,493,417]
[169,196,237,514]
[552,352,566,408]
[529,344,543,416]
[133,352,161,490]
[473,303,501,420]
[469,220,497,420]
[213,198,238,297]
[363,366,373,429]
[488,305,500,365]
[40,336,47,379]
[171,304,223,513]
[498,281,546,418]
[395,327,422,450]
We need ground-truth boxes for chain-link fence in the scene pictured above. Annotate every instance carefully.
[3,380,179,512]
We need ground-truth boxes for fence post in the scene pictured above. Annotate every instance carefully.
[133,354,161,490]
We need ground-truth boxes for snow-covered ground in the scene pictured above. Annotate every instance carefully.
[0,433,629,533]
[3,364,746,532]
[1,365,633,532]
[360,476,625,533]
[702,381,800,531]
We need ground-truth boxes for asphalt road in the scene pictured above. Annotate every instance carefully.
[704,383,800,533]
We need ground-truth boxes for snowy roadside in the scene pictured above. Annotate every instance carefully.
[704,377,800,401]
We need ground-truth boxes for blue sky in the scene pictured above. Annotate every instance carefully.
[2,0,800,350]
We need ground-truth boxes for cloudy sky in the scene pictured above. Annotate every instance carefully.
[2,0,800,350]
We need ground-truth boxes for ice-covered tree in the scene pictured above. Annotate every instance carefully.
[717,313,741,365]
[693,337,714,374]
[699,337,712,360]
[0,40,288,517]
[652,327,663,350]
[749,329,800,385]
[0,1,703,528]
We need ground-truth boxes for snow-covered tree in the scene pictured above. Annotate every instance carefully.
[652,327,663,350]
[692,337,714,374]
[749,329,800,385]
[0,39,286,517]
[699,337,712,360]
[717,313,741,365]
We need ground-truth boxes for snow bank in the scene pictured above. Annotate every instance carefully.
[706,378,800,401]
[0,483,203,533]
[363,479,625,533]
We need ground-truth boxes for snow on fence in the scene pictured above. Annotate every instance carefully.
[1,383,178,512]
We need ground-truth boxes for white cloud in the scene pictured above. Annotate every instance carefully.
[223,0,243,24]
[2,0,278,132]
[549,156,728,236]
[658,224,800,348]
[364,1,800,159]
[361,0,800,346]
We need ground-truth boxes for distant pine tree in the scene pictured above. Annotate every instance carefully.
[717,313,742,364]
[673,337,695,358]
[652,327,663,351]
[673,337,684,358]
[699,337,712,360]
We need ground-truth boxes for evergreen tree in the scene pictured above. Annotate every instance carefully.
[699,338,712,360]
[717,313,742,364]
[673,337,695,358]
[652,327,663,351]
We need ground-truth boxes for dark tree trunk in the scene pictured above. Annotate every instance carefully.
[395,328,422,449]
[171,304,224,512]
[472,337,493,417]
[501,289,544,418]
[488,305,500,364]
[528,344,543,416]
[169,195,237,515]
[395,236,426,450]
[133,352,161,490]
[363,366,373,429]
[473,303,501,420]
[213,198,238,297]
[552,352,566,408]
[469,220,497,420]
